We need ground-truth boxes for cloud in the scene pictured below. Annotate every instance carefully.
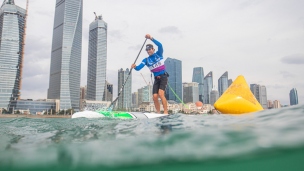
[158,26,181,34]
[279,71,295,78]
[128,44,142,51]
[109,30,124,40]
[281,54,304,64]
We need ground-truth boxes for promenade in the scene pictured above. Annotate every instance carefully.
[0,114,71,119]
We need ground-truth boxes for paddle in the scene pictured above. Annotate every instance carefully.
[108,38,148,111]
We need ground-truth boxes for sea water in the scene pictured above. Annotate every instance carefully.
[0,105,304,171]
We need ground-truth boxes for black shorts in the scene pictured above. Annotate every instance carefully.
[153,73,168,94]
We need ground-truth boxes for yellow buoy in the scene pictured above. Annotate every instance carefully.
[214,75,263,114]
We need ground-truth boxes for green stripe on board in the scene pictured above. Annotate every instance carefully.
[96,110,134,119]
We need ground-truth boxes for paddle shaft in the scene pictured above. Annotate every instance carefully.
[109,38,148,110]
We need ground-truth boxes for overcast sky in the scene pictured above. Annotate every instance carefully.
[14,0,304,105]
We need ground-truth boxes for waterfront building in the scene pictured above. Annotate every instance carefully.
[165,58,182,103]
[86,14,107,101]
[8,99,60,114]
[210,88,219,105]
[136,85,152,106]
[203,71,213,104]
[104,81,113,102]
[289,88,298,106]
[228,79,233,87]
[137,88,143,107]
[192,67,204,103]
[273,100,281,109]
[142,85,152,103]
[250,84,268,109]
[183,82,199,103]
[132,92,138,108]
[47,0,83,111]
[0,0,26,109]
[117,68,132,110]
[80,86,87,100]
[267,100,273,109]
[218,71,228,96]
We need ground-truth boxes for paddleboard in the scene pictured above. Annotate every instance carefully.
[72,110,167,119]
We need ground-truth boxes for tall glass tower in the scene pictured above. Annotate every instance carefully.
[218,71,228,97]
[203,71,213,104]
[47,0,83,111]
[117,68,132,110]
[164,58,182,103]
[86,15,107,101]
[192,67,204,103]
[289,88,298,106]
[0,0,26,109]
[250,84,268,109]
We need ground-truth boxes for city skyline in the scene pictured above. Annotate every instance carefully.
[11,0,304,105]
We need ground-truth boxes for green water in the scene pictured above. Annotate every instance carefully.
[1,105,304,171]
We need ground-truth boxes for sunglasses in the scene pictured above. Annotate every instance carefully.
[146,48,152,51]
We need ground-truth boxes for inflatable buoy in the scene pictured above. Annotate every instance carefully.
[214,75,263,114]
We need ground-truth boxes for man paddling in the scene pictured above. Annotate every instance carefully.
[131,34,169,114]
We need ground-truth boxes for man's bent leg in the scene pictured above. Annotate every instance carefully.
[153,94,160,113]
[158,89,168,114]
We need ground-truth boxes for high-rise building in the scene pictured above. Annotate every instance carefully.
[267,100,273,109]
[250,84,268,109]
[165,58,182,103]
[80,86,86,100]
[210,88,219,105]
[218,71,228,96]
[47,0,83,111]
[86,14,107,101]
[104,81,113,102]
[0,0,26,109]
[132,92,138,108]
[203,71,213,104]
[137,88,143,106]
[142,85,152,103]
[192,67,204,102]
[228,79,233,87]
[289,88,298,106]
[273,100,281,109]
[183,82,199,103]
[117,68,132,110]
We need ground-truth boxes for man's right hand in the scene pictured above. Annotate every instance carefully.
[131,64,136,69]
[145,34,152,39]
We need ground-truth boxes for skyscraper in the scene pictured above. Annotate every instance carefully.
[192,67,204,102]
[289,88,298,106]
[165,58,182,103]
[218,71,228,96]
[117,68,132,110]
[203,71,213,104]
[104,81,113,102]
[132,92,138,108]
[228,79,233,87]
[0,0,26,109]
[250,84,268,109]
[86,14,107,101]
[183,82,199,103]
[47,0,83,111]
[210,88,219,105]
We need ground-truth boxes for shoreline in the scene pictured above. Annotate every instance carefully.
[0,114,71,119]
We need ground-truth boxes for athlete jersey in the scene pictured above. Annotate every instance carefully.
[134,38,166,77]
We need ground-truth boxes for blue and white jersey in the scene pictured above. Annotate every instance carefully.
[134,38,166,77]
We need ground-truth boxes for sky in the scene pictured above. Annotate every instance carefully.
[14,0,304,105]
